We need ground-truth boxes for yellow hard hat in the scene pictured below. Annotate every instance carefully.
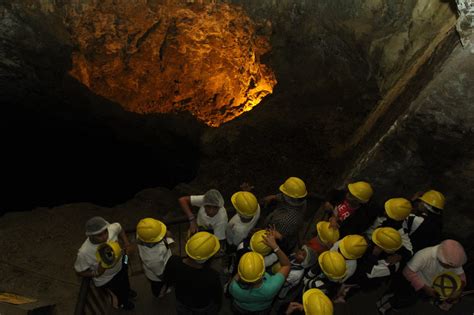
[96,241,122,269]
[419,190,445,210]
[185,231,220,261]
[347,181,373,203]
[136,218,167,243]
[279,177,307,199]
[303,288,334,315]
[250,230,272,256]
[372,227,402,253]
[318,251,347,281]
[231,191,259,218]
[271,262,281,274]
[316,221,340,246]
[339,235,368,259]
[384,198,412,221]
[432,271,462,300]
[238,252,265,283]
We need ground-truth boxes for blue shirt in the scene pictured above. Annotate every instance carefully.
[229,272,285,311]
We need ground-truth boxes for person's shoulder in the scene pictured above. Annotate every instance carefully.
[217,207,228,219]
[77,238,95,256]
[229,213,239,222]
[190,195,205,206]
[207,267,221,278]
[268,272,285,282]
[410,246,435,264]
[108,222,122,234]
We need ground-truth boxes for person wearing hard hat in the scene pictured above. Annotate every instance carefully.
[232,228,279,276]
[377,239,467,314]
[324,181,376,237]
[366,198,413,238]
[306,221,340,256]
[179,189,228,247]
[74,216,135,310]
[349,227,406,290]
[226,191,261,247]
[329,234,368,284]
[405,190,445,253]
[272,245,317,312]
[229,230,291,314]
[136,218,173,298]
[303,251,348,301]
[262,177,308,253]
[285,288,334,315]
[163,231,223,314]
[225,191,261,274]
[365,198,415,263]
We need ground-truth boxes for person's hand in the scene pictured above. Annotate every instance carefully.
[411,191,424,201]
[189,221,199,235]
[240,182,254,192]
[423,285,438,298]
[446,287,463,302]
[262,232,278,250]
[372,245,383,256]
[123,242,135,255]
[261,195,275,208]
[323,201,334,212]
[285,302,304,314]
[386,254,402,265]
[96,264,106,277]
[266,224,283,240]
[329,216,340,229]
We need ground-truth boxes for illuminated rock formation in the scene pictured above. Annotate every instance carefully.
[67,2,276,127]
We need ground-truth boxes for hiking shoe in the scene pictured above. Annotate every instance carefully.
[120,301,135,310]
[128,289,137,299]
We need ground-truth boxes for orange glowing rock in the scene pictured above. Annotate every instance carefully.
[67,2,276,127]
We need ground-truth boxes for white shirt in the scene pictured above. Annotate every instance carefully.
[226,206,261,246]
[365,216,387,239]
[74,223,122,287]
[138,237,173,281]
[330,241,357,282]
[278,262,305,298]
[406,245,465,286]
[365,216,415,255]
[191,195,228,240]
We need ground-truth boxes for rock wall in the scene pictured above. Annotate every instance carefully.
[0,0,463,212]
[232,0,456,94]
[65,1,276,127]
[191,0,458,198]
[0,3,203,211]
[346,34,474,242]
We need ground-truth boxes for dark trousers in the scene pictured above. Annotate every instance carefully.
[231,301,271,315]
[150,279,166,298]
[176,300,219,315]
[101,260,130,307]
[386,273,418,309]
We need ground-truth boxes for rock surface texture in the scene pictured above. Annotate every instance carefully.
[347,34,474,242]
[2,0,474,314]
[66,1,276,127]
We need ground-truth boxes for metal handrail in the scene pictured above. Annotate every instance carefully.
[74,215,190,315]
